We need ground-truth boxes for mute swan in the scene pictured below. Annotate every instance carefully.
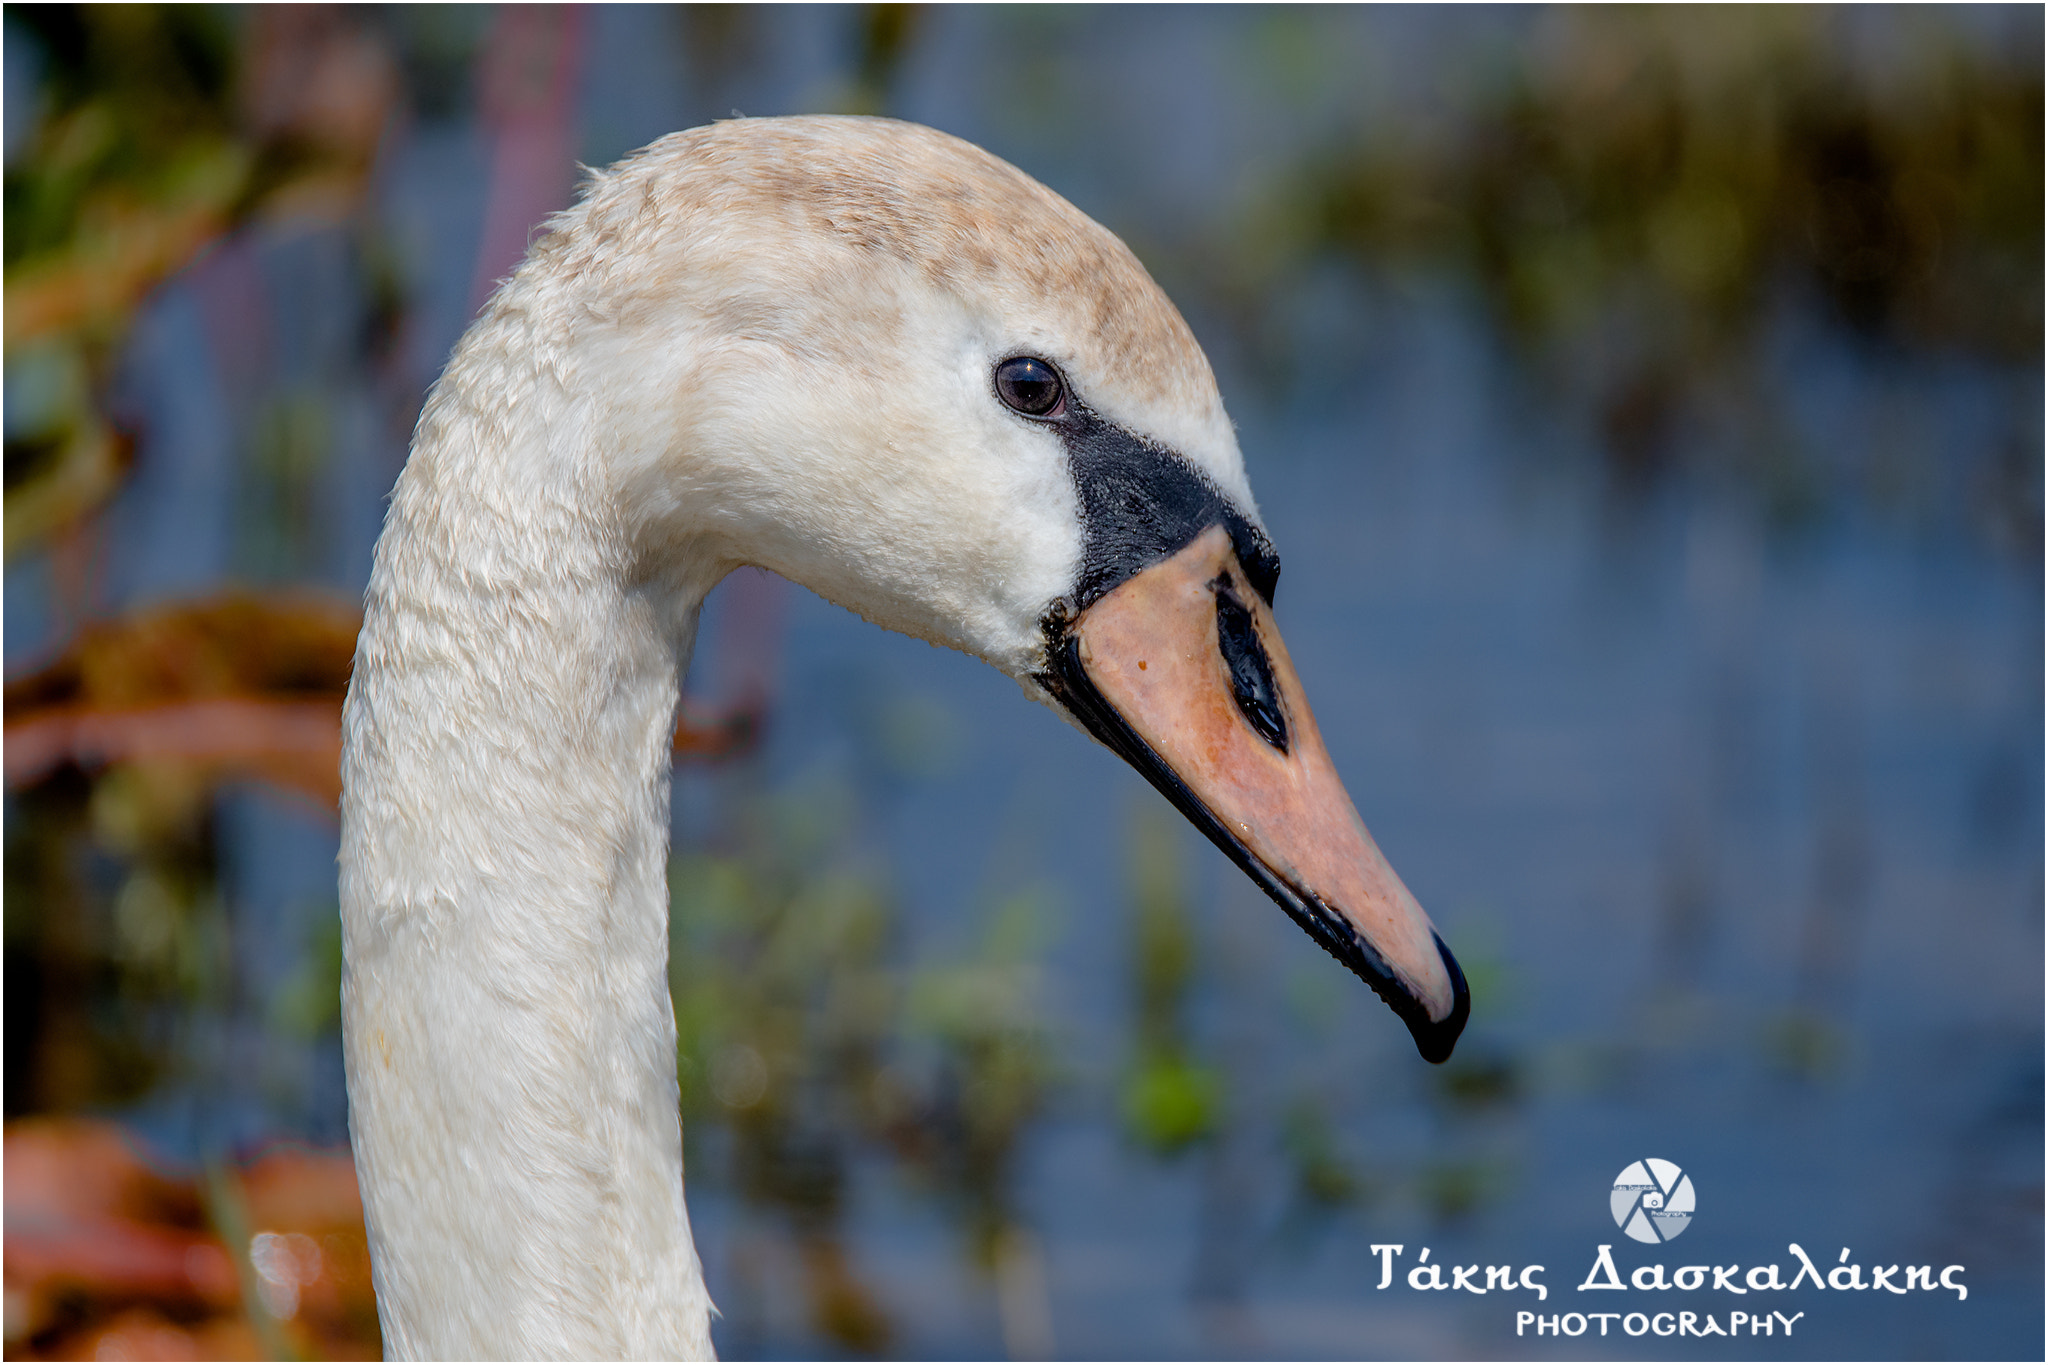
[340,116,1467,1360]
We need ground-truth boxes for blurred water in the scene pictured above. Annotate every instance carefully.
[5,6,2038,1360]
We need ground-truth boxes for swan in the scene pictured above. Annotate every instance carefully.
[339,115,1468,1360]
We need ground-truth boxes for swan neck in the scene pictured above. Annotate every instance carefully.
[339,336,716,1359]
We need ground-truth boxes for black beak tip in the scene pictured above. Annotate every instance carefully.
[1407,933,1471,1065]
[1340,922,1471,1065]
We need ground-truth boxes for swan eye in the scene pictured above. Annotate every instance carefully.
[994,356,1066,418]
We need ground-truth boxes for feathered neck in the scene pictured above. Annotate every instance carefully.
[339,305,717,1359]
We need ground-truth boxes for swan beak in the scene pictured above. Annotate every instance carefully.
[1045,525,1469,1063]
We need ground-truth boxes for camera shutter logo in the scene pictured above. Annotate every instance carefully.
[1611,1159,1694,1243]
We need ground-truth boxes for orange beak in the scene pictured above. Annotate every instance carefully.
[1043,526,1468,1062]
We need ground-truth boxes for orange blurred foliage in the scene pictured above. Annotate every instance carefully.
[3,1118,379,1360]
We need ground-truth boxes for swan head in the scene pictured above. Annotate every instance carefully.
[497,116,1466,1061]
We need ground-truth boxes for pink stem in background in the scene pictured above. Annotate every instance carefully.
[674,567,792,760]
[468,5,587,314]
[189,237,272,418]
[714,564,791,714]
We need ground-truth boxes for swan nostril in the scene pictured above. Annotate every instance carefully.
[994,355,1066,417]
[1213,576,1288,753]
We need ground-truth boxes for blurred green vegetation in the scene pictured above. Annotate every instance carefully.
[4,8,240,266]
[3,7,231,554]
[1214,8,2042,553]
[1303,12,2040,357]
[1120,801,1223,1155]
[1277,1096,1368,1216]
[5,5,397,560]
[668,767,1058,1354]
[5,758,225,1117]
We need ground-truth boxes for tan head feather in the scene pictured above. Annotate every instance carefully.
[521,116,1226,436]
